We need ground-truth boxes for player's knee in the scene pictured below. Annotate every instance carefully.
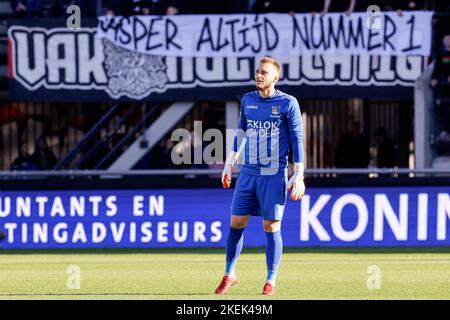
[231,221,246,229]
[230,216,248,229]
[263,220,281,232]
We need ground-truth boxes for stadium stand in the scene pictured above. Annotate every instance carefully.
[0,0,449,175]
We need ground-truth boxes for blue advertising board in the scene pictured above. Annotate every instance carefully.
[0,187,449,249]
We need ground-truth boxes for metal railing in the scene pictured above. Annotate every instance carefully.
[53,103,122,170]
[0,168,448,179]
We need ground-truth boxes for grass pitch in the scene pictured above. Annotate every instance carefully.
[0,247,449,300]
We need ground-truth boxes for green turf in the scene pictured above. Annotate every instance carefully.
[0,247,449,300]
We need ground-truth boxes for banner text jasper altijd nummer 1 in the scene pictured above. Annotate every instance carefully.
[96,12,433,57]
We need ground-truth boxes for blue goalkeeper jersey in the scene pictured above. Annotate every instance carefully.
[232,89,304,177]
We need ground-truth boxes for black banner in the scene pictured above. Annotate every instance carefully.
[7,19,425,102]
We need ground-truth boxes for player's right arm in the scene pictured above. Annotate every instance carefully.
[222,97,247,188]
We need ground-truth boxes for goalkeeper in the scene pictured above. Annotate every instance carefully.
[215,57,305,296]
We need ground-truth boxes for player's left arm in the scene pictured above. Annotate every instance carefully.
[286,98,305,200]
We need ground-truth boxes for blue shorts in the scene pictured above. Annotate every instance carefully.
[231,172,288,221]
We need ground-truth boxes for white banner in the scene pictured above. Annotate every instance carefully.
[96,12,433,57]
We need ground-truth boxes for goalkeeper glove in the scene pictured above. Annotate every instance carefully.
[222,151,235,189]
[287,163,305,200]
[222,138,246,188]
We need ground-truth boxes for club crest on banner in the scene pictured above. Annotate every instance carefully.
[103,40,168,99]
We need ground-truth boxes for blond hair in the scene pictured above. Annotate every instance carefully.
[259,56,281,75]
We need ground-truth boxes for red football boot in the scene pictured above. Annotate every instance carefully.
[214,275,237,295]
[262,282,275,295]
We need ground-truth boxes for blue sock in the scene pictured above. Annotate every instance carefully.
[225,227,244,276]
[265,230,283,286]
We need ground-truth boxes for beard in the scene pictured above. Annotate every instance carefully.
[256,82,270,91]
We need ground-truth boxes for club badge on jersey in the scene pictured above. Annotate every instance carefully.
[272,106,280,114]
